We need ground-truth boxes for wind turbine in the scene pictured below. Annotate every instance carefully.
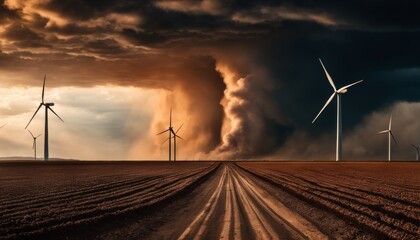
[378,115,397,161]
[172,123,184,161]
[410,144,419,161]
[28,130,41,160]
[312,59,363,161]
[157,108,177,161]
[161,123,184,161]
[25,74,64,161]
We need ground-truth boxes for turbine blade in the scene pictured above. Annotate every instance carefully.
[337,80,363,92]
[25,103,43,129]
[176,123,184,134]
[319,58,336,91]
[156,129,169,135]
[389,115,392,130]
[28,129,35,138]
[0,123,7,129]
[36,134,42,138]
[48,106,64,122]
[176,135,184,140]
[378,130,389,134]
[170,107,172,127]
[410,144,418,149]
[312,92,336,123]
[162,137,170,145]
[390,131,397,144]
[42,74,46,103]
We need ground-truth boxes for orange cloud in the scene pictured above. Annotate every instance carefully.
[232,6,340,27]
[154,0,225,15]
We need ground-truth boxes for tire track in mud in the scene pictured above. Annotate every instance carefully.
[179,163,327,240]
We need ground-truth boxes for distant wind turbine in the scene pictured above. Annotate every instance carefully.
[172,123,184,161]
[378,115,397,161]
[157,108,181,161]
[312,59,363,161]
[25,74,64,161]
[410,144,419,161]
[161,123,184,161]
[28,130,41,160]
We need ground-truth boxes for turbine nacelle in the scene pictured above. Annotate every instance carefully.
[312,59,363,124]
[45,103,55,106]
[338,89,348,94]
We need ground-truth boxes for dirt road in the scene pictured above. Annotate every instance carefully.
[146,163,328,240]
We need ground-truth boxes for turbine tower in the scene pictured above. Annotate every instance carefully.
[312,59,363,161]
[378,115,397,161]
[28,130,41,160]
[172,123,184,161]
[25,74,64,161]
[410,144,419,161]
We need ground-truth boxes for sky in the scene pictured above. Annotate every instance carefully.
[0,0,419,160]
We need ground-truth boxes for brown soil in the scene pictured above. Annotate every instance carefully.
[238,162,420,240]
[0,161,218,239]
[1,161,418,240]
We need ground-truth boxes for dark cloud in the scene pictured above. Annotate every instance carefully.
[228,0,420,31]
[1,24,48,48]
[0,3,19,24]
[45,23,103,36]
[1,0,420,159]
[83,38,127,55]
[42,0,135,21]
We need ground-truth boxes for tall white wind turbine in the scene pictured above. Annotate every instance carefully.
[410,144,419,161]
[378,115,397,161]
[25,75,64,161]
[28,130,41,160]
[312,59,363,161]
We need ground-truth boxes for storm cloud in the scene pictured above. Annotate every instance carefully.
[0,0,419,160]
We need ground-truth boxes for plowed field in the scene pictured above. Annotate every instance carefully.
[0,161,218,239]
[238,162,420,240]
[1,161,419,240]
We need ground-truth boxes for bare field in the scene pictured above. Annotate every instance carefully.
[0,161,219,239]
[1,161,419,240]
[238,162,420,240]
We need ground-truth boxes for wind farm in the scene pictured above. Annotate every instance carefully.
[0,70,418,240]
[0,1,419,240]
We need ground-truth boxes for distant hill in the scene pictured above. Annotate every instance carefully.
[0,156,79,161]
